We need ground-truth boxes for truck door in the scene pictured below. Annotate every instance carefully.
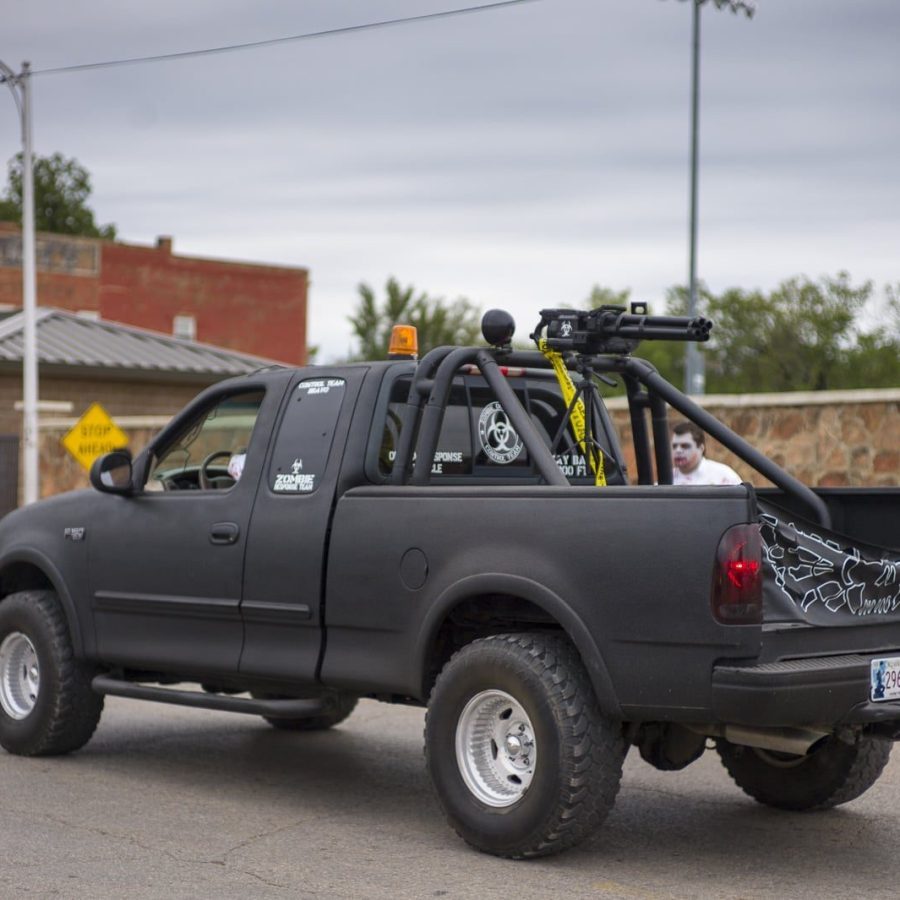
[239,371,361,682]
[88,385,272,674]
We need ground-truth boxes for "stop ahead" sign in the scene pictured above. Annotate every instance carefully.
[61,403,129,471]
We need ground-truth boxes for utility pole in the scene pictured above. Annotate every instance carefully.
[665,0,756,394]
[0,60,40,504]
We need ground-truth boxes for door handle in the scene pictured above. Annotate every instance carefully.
[209,522,240,545]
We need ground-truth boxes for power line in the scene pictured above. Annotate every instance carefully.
[30,0,539,77]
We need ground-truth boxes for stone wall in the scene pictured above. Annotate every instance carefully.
[22,386,900,499]
[606,388,899,487]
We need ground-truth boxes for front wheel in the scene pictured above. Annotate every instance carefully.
[0,590,103,756]
[717,733,892,811]
[425,633,625,859]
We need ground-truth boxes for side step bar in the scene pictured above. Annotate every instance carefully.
[92,675,327,719]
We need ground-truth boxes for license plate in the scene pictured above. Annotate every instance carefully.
[871,657,900,702]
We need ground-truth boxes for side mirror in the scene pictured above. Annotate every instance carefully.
[90,450,134,495]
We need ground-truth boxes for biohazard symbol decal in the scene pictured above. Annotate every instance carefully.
[478,402,524,465]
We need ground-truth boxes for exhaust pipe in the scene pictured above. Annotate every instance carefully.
[690,724,831,756]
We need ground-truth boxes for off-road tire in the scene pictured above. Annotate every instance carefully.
[0,590,103,756]
[259,691,358,731]
[425,633,625,859]
[717,734,892,811]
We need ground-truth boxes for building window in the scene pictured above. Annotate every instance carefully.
[173,315,196,341]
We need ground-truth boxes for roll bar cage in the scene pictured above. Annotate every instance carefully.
[389,345,831,529]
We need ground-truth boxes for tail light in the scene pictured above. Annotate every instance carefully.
[712,523,763,624]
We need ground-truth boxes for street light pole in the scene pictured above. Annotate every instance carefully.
[0,60,40,504]
[667,0,756,395]
[686,0,703,395]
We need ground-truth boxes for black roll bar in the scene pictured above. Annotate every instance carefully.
[390,345,456,485]
[406,347,568,487]
[649,389,674,486]
[620,373,653,485]
[389,342,831,529]
[621,357,832,528]
[411,347,482,484]
[474,350,568,487]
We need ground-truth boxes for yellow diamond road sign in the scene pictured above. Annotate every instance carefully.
[62,403,129,471]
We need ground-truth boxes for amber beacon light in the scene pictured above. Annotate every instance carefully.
[388,324,418,359]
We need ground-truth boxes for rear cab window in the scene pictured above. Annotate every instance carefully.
[369,370,626,485]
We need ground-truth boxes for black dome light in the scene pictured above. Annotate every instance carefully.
[481,309,516,348]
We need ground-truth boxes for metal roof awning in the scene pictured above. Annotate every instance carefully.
[0,308,286,382]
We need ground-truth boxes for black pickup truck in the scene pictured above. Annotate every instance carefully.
[0,306,898,859]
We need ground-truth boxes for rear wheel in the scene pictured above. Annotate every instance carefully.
[425,633,625,859]
[717,733,892,810]
[0,590,103,756]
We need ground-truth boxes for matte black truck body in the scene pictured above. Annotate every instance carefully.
[1,343,898,859]
[324,484,758,717]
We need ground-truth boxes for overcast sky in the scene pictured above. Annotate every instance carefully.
[3,0,898,361]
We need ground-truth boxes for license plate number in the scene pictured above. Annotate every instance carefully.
[871,657,900,702]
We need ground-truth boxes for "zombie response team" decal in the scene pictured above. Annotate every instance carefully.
[273,458,316,493]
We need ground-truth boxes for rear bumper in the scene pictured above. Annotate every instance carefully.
[712,653,900,729]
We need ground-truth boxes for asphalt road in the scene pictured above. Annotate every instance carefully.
[1,697,897,900]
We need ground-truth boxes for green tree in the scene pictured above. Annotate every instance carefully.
[585,284,631,309]
[579,275,900,395]
[702,274,866,391]
[0,152,117,239]
[349,277,481,360]
[836,284,900,388]
[652,274,899,393]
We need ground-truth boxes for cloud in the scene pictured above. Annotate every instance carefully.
[1,0,897,361]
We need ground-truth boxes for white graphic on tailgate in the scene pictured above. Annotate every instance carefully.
[760,512,899,617]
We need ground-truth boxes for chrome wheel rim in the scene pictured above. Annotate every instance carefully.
[0,632,40,720]
[455,689,536,807]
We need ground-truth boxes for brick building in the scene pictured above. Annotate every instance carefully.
[0,223,309,365]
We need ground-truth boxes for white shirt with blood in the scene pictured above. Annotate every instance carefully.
[673,457,742,486]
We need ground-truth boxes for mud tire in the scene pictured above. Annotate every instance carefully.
[717,734,892,811]
[0,590,103,756]
[425,633,625,858]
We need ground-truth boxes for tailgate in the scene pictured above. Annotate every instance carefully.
[712,498,900,728]
[759,498,899,626]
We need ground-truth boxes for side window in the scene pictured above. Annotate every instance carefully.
[375,372,626,484]
[147,389,265,491]
[431,391,471,476]
[267,377,346,495]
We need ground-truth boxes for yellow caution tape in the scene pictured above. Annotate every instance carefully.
[538,340,606,487]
